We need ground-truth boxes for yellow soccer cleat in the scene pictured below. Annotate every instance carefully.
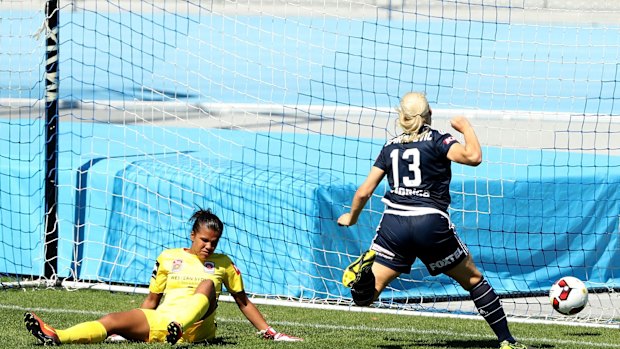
[499,340,530,349]
[342,250,376,288]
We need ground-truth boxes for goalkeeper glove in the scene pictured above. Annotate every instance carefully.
[258,326,303,341]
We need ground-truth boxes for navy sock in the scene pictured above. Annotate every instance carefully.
[469,278,515,343]
[351,268,375,306]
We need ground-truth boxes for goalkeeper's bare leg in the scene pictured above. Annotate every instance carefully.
[24,308,150,345]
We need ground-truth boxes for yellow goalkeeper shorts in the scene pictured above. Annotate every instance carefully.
[140,308,216,343]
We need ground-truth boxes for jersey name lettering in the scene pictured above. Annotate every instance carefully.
[390,187,430,197]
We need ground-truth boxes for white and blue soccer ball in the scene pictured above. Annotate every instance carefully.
[549,276,588,315]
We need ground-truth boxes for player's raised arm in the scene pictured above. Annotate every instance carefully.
[446,115,482,166]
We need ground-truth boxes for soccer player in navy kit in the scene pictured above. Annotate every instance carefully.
[24,209,302,345]
[338,92,528,349]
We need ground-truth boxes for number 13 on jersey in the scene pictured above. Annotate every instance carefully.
[390,148,421,188]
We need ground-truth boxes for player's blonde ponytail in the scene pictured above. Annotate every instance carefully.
[396,92,432,143]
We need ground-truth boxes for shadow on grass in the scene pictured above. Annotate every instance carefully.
[374,336,498,349]
[565,331,601,337]
[375,336,552,349]
[172,337,238,347]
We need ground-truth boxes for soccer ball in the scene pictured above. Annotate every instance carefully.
[549,276,588,315]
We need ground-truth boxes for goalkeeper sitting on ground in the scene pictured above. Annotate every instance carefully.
[24,208,302,345]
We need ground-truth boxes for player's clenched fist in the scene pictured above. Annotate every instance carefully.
[449,115,473,134]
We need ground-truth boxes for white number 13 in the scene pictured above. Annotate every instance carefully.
[390,148,421,188]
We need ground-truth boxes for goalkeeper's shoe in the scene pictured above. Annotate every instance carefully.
[499,340,530,349]
[342,250,376,288]
[166,321,183,345]
[24,312,60,346]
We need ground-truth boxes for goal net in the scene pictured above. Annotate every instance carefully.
[1,0,618,327]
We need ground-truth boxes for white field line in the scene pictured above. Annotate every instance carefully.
[21,282,620,330]
[2,303,620,348]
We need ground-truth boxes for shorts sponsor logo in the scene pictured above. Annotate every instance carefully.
[429,248,464,271]
[370,243,395,260]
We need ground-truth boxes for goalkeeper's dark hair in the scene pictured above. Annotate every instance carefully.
[190,208,224,235]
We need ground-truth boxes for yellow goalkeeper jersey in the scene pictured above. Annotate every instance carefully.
[149,248,244,312]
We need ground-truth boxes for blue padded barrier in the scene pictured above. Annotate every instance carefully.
[1,121,618,300]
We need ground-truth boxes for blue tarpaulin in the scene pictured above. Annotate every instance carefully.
[2,120,617,300]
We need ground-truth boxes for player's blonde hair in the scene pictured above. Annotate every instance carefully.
[395,92,432,143]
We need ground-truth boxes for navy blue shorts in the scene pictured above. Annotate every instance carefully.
[370,211,469,276]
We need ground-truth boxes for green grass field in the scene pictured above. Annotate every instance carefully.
[1,288,619,349]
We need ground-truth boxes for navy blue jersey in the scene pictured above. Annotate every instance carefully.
[373,126,459,212]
